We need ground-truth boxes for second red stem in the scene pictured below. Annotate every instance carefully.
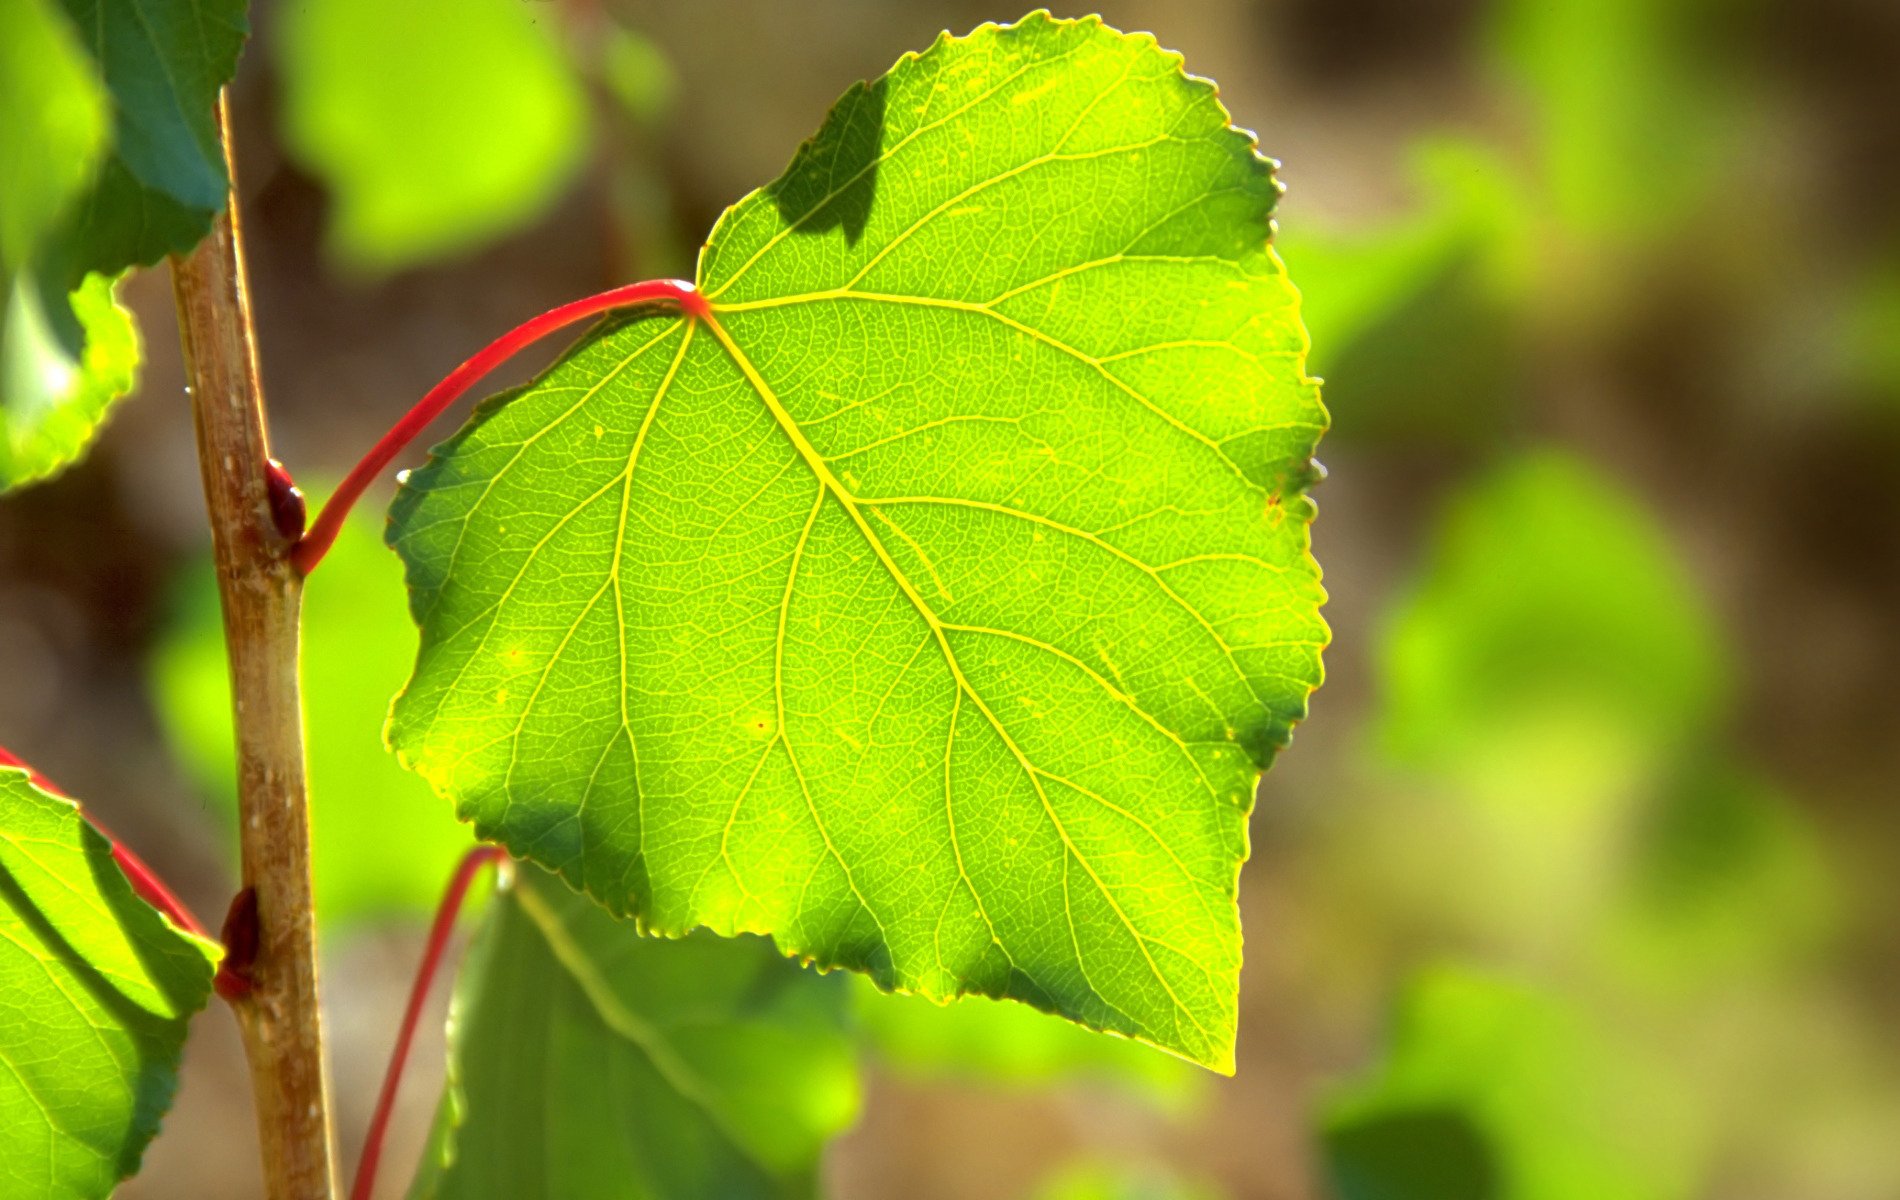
[349,844,508,1200]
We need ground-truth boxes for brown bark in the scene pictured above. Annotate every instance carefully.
[171,93,337,1200]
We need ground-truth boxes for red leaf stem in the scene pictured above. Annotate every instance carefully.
[350,844,509,1200]
[0,744,211,941]
[294,279,707,575]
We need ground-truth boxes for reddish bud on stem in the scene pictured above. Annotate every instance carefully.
[214,886,261,1001]
[265,457,306,542]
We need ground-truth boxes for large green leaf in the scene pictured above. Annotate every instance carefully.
[0,766,220,1199]
[152,504,475,927]
[410,866,858,1199]
[277,0,588,272]
[388,12,1327,1070]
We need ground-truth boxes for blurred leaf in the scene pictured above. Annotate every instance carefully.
[594,18,689,278]
[0,0,121,493]
[1488,0,1738,246]
[1377,450,1727,785]
[386,12,1326,1074]
[1028,1160,1225,1200]
[0,0,107,272]
[600,22,676,126]
[1278,143,1528,446]
[854,978,1204,1112]
[152,506,475,927]
[1322,966,1693,1200]
[1607,760,1838,988]
[2,270,138,490]
[1848,256,1900,407]
[277,0,589,272]
[0,766,220,1199]
[411,865,858,1199]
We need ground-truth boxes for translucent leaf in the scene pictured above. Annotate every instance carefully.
[387,13,1327,1070]
[277,0,589,272]
[1,0,245,492]
[0,766,219,1198]
[0,0,107,272]
[410,866,857,1199]
[151,506,474,927]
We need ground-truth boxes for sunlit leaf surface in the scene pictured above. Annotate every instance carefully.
[389,13,1327,1069]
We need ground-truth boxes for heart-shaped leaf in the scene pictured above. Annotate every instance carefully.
[388,12,1327,1070]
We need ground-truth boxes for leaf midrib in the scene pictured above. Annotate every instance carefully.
[698,308,1218,1055]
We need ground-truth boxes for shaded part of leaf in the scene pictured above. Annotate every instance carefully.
[1324,1107,1502,1200]
[52,0,249,277]
[765,75,888,246]
[411,867,857,1200]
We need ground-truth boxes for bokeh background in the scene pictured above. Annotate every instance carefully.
[1,0,1896,1196]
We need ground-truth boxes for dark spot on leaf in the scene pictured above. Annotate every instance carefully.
[768,75,888,245]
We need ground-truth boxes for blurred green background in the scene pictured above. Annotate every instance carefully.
[0,0,1895,1196]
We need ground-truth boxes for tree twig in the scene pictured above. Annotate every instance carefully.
[171,92,337,1200]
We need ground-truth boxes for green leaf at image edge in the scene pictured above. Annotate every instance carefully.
[0,0,247,493]
[0,767,220,1200]
[388,12,1327,1071]
[411,866,858,1199]
[0,0,108,273]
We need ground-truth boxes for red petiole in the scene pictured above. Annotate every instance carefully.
[0,745,211,941]
[292,278,708,575]
[351,844,508,1200]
